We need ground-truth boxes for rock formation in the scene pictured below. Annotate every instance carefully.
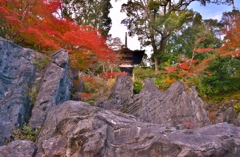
[0,140,37,157]
[33,101,240,156]
[0,39,39,145]
[0,38,72,145]
[127,79,211,128]
[1,100,240,156]
[1,38,240,156]
[94,76,133,110]
[96,77,211,128]
[29,49,71,129]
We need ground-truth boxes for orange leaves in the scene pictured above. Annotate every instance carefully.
[194,48,213,54]
[0,6,10,15]
[0,0,116,69]
[165,67,178,72]
[100,72,127,79]
[80,93,92,99]
[217,15,240,59]
[165,58,200,78]
[165,76,176,84]
[177,62,190,70]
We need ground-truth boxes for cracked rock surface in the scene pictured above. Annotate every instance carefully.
[29,49,71,129]
[127,79,211,128]
[96,77,211,128]
[34,101,240,157]
[0,39,38,145]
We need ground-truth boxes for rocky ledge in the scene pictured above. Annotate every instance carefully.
[2,101,240,157]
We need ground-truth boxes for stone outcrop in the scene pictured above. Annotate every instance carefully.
[94,76,133,110]
[29,49,71,129]
[127,79,211,128]
[0,38,72,145]
[0,39,40,145]
[0,140,37,157]
[207,100,240,126]
[34,101,240,157]
[96,76,211,128]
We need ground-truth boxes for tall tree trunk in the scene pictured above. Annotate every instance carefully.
[154,56,159,72]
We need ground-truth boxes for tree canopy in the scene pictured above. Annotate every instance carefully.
[0,0,116,70]
[120,0,233,71]
[61,0,112,37]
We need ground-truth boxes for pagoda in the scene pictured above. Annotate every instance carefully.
[118,33,145,76]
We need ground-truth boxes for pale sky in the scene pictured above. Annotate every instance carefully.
[109,0,239,56]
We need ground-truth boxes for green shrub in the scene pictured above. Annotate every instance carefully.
[11,123,39,142]
[200,56,240,96]
[234,104,240,115]
[33,56,51,70]
[133,79,143,94]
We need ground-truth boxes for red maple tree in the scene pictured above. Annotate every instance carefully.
[217,15,240,59]
[0,0,116,69]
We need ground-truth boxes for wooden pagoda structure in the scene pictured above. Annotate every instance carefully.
[118,33,145,76]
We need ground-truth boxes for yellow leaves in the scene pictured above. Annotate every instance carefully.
[165,76,175,84]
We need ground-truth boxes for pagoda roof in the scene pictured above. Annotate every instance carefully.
[118,48,145,65]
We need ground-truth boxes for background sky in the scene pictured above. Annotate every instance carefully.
[109,0,239,56]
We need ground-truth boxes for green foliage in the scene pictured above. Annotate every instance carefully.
[24,83,40,106]
[11,123,39,142]
[27,89,38,106]
[200,56,240,96]
[82,76,116,105]
[133,67,175,91]
[133,67,156,79]
[62,0,112,37]
[133,79,143,94]
[147,0,160,10]
[234,103,240,115]
[33,57,51,70]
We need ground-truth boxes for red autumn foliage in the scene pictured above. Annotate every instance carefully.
[182,121,196,129]
[194,48,213,54]
[0,0,116,69]
[178,71,189,77]
[165,67,178,72]
[194,57,215,74]
[205,71,212,76]
[217,16,240,59]
[80,93,92,99]
[100,72,127,79]
[190,59,198,63]
[177,62,190,70]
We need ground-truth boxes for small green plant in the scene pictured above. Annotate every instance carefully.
[11,123,39,142]
[25,83,40,106]
[33,57,51,70]
[234,104,240,115]
[27,90,38,106]
[133,79,143,94]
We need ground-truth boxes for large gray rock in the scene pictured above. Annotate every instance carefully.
[127,79,211,128]
[29,49,71,129]
[0,39,39,145]
[0,140,37,157]
[207,100,240,126]
[94,76,133,110]
[35,101,240,157]
[96,77,211,128]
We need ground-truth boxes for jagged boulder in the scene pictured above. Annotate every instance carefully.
[35,101,240,157]
[96,76,211,128]
[0,39,40,145]
[29,49,71,129]
[127,79,211,128]
[0,140,37,157]
[207,100,240,126]
[94,76,133,110]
